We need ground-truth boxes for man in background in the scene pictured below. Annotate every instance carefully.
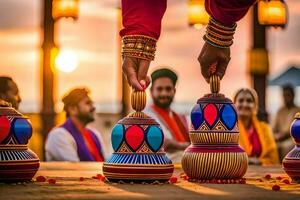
[45,88,105,162]
[146,68,190,163]
[0,76,21,109]
[273,84,300,160]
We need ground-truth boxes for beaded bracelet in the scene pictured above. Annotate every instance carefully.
[122,35,157,61]
[204,18,236,48]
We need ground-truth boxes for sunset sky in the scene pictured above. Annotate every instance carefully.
[0,0,299,118]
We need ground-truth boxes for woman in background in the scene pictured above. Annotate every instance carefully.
[234,88,279,165]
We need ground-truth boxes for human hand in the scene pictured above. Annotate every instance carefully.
[122,56,151,91]
[198,42,231,82]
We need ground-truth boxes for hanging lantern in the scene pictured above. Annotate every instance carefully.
[258,0,288,27]
[52,0,79,21]
[188,0,209,29]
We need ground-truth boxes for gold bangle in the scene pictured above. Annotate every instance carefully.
[203,18,236,48]
[208,24,235,35]
[206,32,233,43]
[205,34,233,46]
[206,28,234,40]
[209,17,237,31]
[122,35,157,61]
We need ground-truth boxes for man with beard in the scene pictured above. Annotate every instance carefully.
[45,88,105,162]
[0,76,22,110]
[146,68,190,163]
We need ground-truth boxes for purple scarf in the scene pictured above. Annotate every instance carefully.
[61,118,104,161]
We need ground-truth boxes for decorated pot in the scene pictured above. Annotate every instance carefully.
[283,112,300,182]
[103,91,174,182]
[181,75,248,180]
[0,101,40,182]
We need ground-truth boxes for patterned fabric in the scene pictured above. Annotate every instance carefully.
[61,119,104,161]
[239,116,279,165]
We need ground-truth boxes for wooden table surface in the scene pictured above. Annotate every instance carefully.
[0,162,299,200]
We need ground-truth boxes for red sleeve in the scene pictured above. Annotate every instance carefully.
[120,0,167,40]
[205,0,257,26]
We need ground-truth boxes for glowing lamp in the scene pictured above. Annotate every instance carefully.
[52,0,79,21]
[258,0,288,27]
[188,0,209,28]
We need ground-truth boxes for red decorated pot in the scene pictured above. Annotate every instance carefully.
[283,112,300,182]
[0,102,39,182]
[181,75,248,180]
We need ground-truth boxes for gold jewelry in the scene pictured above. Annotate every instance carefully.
[206,27,234,40]
[204,18,236,48]
[205,34,233,46]
[122,35,157,61]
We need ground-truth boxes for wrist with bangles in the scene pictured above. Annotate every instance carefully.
[203,18,237,48]
[122,35,157,61]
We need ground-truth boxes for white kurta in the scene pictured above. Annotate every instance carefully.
[145,106,187,164]
[45,126,105,162]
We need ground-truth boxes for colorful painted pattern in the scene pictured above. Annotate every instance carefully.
[0,116,32,145]
[102,163,174,182]
[191,103,238,132]
[106,153,172,165]
[0,116,10,143]
[0,107,40,182]
[104,116,174,182]
[0,146,39,183]
[182,96,248,180]
[291,118,300,143]
[189,132,239,144]
[283,113,300,181]
[111,123,164,153]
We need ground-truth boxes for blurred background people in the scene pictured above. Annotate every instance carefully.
[0,76,21,110]
[45,88,105,162]
[146,68,190,163]
[234,88,279,165]
[273,84,300,160]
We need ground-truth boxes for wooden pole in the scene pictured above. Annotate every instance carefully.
[117,7,131,117]
[250,4,269,122]
[41,0,56,159]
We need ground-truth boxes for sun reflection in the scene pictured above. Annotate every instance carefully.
[55,49,78,73]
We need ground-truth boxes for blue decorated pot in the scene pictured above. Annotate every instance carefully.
[0,102,39,182]
[283,112,300,182]
[103,91,174,182]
